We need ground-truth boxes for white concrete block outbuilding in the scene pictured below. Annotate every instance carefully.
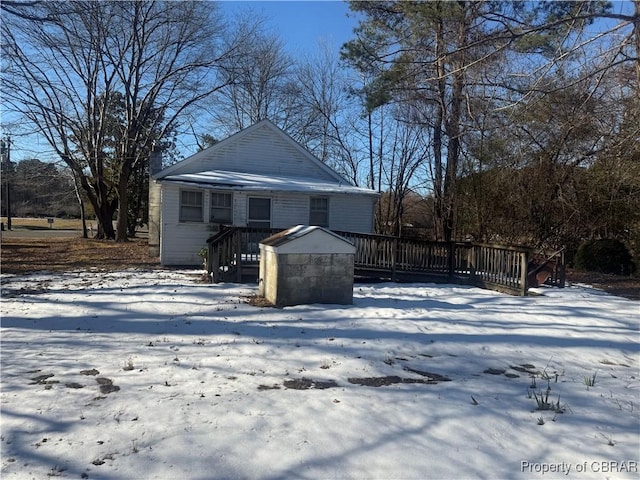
[258,225,355,307]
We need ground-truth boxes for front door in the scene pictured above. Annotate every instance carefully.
[247,197,271,228]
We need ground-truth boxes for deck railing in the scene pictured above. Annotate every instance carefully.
[206,226,564,296]
[207,226,279,283]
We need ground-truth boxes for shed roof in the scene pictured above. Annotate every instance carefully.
[260,225,355,254]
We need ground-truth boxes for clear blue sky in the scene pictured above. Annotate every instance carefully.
[219,0,358,54]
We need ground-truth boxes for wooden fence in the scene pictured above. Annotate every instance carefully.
[206,226,565,296]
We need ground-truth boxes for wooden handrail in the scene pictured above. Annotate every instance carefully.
[206,226,561,295]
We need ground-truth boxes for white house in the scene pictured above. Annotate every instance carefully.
[149,119,379,266]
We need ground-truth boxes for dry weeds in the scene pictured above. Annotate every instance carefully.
[1,237,159,274]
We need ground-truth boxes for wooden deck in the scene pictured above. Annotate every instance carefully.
[206,226,565,296]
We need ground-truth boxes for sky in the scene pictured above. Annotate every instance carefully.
[219,0,357,55]
[1,267,638,478]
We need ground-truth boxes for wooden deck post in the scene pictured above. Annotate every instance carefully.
[207,242,214,279]
[558,251,566,288]
[468,244,477,283]
[447,243,455,280]
[391,237,398,282]
[235,230,243,283]
[519,250,529,296]
[211,245,220,283]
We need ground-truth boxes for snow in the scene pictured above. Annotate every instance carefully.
[161,169,378,196]
[1,268,638,479]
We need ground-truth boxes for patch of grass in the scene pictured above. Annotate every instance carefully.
[584,371,597,388]
[600,433,616,446]
[530,387,564,413]
[1,237,159,274]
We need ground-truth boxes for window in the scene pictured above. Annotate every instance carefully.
[247,197,271,228]
[309,197,329,227]
[180,190,203,222]
[210,192,233,224]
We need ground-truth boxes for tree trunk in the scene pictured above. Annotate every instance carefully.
[72,164,116,240]
[432,15,446,242]
[93,202,116,239]
[71,171,88,238]
[635,0,640,89]
[115,170,129,242]
[443,67,464,243]
[441,5,468,243]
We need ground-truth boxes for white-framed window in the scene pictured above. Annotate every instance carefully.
[179,189,203,222]
[309,196,329,227]
[210,192,233,224]
[247,197,271,228]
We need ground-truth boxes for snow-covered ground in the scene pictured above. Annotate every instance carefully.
[1,269,638,480]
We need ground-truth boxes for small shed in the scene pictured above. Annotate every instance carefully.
[258,225,355,307]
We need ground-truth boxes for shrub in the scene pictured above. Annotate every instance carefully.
[574,239,636,275]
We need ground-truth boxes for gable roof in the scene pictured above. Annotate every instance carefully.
[155,119,349,185]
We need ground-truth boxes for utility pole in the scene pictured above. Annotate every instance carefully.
[1,136,12,230]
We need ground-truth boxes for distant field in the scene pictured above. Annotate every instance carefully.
[1,217,84,230]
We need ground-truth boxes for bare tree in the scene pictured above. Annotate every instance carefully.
[210,14,294,137]
[291,41,366,184]
[1,0,246,240]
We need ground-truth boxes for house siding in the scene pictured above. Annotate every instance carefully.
[329,195,376,233]
[165,123,337,181]
[270,194,309,228]
[160,185,219,266]
[159,185,377,266]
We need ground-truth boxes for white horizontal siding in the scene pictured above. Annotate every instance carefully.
[161,222,216,266]
[233,194,247,225]
[271,193,309,228]
[159,185,378,266]
[238,191,376,232]
[329,195,377,233]
[160,185,219,266]
[165,123,338,181]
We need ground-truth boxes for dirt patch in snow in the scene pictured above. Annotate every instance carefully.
[278,371,452,390]
[566,269,640,300]
[283,378,339,390]
[348,375,446,386]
